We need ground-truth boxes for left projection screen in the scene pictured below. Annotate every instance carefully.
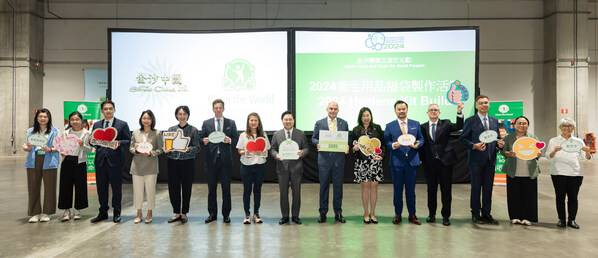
[110,30,288,131]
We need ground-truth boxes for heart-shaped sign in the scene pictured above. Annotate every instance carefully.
[55,134,81,156]
[397,134,416,146]
[246,137,267,153]
[479,130,498,144]
[92,127,117,142]
[357,135,382,157]
[535,141,546,150]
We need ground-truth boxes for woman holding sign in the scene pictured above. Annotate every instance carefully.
[501,116,541,225]
[56,111,92,222]
[236,112,270,224]
[350,107,384,224]
[22,108,60,223]
[129,110,163,224]
[546,118,592,229]
[164,106,200,224]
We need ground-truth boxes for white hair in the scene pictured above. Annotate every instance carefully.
[558,117,576,129]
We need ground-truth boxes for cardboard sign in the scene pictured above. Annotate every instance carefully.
[479,130,498,144]
[561,138,584,153]
[55,134,81,156]
[513,137,544,161]
[397,134,416,146]
[208,131,226,143]
[279,139,300,160]
[162,129,190,151]
[136,142,153,154]
[357,135,382,157]
[90,127,119,149]
[28,134,48,147]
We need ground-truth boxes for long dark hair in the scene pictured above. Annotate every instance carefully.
[32,108,53,134]
[139,110,157,131]
[245,112,264,138]
[357,107,376,131]
[66,111,84,130]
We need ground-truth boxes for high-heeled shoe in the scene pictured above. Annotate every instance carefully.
[370,216,378,224]
[363,216,371,224]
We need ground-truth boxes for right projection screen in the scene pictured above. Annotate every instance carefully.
[295,29,477,131]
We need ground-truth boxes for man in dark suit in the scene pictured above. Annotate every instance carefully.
[312,101,350,223]
[384,100,425,225]
[270,111,309,225]
[460,95,504,225]
[90,100,131,223]
[201,99,238,224]
[419,103,464,226]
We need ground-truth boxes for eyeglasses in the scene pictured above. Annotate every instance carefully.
[428,109,439,112]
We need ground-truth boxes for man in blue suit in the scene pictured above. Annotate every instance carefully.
[312,101,349,223]
[90,100,131,223]
[201,99,238,224]
[459,95,504,225]
[384,100,424,225]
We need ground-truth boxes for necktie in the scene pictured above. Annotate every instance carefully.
[400,121,407,134]
[217,118,222,132]
[286,130,291,140]
[330,120,337,132]
[483,117,489,130]
[104,120,109,128]
[431,123,436,142]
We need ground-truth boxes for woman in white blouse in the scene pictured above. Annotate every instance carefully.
[236,112,270,224]
[546,118,592,229]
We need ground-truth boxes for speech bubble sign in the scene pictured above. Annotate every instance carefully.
[561,138,584,153]
[136,142,153,154]
[479,130,498,144]
[208,131,226,143]
[397,134,416,146]
[28,134,48,147]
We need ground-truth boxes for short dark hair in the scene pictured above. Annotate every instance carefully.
[475,95,489,102]
[212,99,225,108]
[139,110,156,131]
[280,111,294,120]
[174,105,190,119]
[513,115,530,125]
[394,100,408,109]
[100,99,115,109]
[32,108,53,135]
[66,111,84,130]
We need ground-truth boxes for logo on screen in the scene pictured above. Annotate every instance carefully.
[365,33,404,51]
[130,60,188,93]
[446,80,470,105]
[223,59,256,91]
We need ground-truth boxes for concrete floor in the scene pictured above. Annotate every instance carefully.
[1,156,597,258]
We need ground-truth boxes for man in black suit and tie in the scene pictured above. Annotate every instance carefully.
[201,99,238,224]
[419,103,464,226]
[90,100,131,223]
[312,101,350,223]
[270,111,309,225]
[460,95,504,225]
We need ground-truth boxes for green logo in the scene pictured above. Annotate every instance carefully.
[223,59,256,90]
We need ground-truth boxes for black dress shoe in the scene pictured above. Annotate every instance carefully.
[334,214,346,224]
[279,217,290,225]
[363,216,371,224]
[557,219,566,228]
[568,220,580,229]
[426,216,436,223]
[223,217,231,224]
[370,217,378,224]
[482,215,499,225]
[292,217,302,225]
[442,218,451,226]
[180,214,188,224]
[408,216,421,225]
[90,213,108,223]
[392,216,401,225]
[168,215,182,223]
[204,215,217,224]
[472,215,483,224]
[317,214,327,223]
[113,211,121,223]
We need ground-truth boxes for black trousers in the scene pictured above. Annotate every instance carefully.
[551,175,583,221]
[240,164,265,216]
[167,159,195,214]
[94,158,122,214]
[506,176,538,222]
[423,158,452,219]
[206,156,232,218]
[58,156,88,210]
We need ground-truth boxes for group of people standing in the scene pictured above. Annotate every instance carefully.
[23,95,592,229]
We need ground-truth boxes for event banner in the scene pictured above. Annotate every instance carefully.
[295,30,477,131]
[489,101,524,186]
[63,101,102,185]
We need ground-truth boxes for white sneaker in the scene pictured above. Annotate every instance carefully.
[39,214,50,222]
[521,219,532,226]
[72,210,81,220]
[28,215,40,223]
[61,210,71,222]
[511,219,521,224]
